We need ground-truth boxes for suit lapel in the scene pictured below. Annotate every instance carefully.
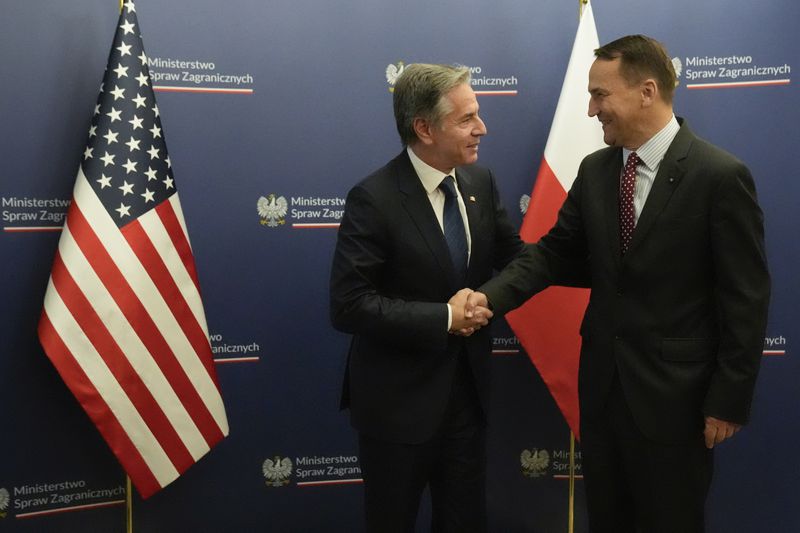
[455,167,481,286]
[394,152,456,286]
[626,124,692,255]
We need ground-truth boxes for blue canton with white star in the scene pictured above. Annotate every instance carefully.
[82,1,175,228]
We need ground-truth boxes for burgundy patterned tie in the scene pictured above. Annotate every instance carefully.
[619,152,639,254]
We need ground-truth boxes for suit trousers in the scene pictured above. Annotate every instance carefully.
[581,373,713,533]
[358,353,487,533]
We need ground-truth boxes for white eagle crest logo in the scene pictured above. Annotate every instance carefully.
[262,456,293,487]
[519,194,530,215]
[0,487,9,515]
[671,56,683,78]
[257,194,288,227]
[520,448,550,478]
[385,61,405,91]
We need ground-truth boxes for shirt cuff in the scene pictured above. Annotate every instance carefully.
[446,303,452,332]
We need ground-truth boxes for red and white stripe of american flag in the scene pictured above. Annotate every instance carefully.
[39,167,228,499]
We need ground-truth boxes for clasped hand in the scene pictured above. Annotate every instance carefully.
[448,289,492,336]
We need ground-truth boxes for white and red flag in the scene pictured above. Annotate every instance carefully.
[38,1,228,498]
[506,1,604,439]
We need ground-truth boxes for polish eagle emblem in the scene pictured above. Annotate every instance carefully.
[262,456,293,487]
[520,448,550,478]
[385,61,405,90]
[257,194,288,227]
[0,487,9,515]
[519,193,530,215]
[671,56,683,79]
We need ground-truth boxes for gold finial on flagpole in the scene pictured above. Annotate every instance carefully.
[120,0,124,12]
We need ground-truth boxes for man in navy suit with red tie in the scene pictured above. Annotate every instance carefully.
[330,63,523,532]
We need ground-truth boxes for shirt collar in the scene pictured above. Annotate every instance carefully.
[407,146,456,194]
[623,115,680,171]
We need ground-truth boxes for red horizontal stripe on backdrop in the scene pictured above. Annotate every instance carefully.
[66,203,224,449]
[16,499,126,519]
[48,250,195,473]
[122,218,218,384]
[156,200,201,292]
[38,313,161,497]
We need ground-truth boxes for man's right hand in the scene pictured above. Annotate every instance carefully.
[449,288,492,335]
[465,291,489,319]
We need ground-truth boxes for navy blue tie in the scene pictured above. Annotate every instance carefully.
[439,175,468,284]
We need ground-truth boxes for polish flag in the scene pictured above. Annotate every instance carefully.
[506,1,604,439]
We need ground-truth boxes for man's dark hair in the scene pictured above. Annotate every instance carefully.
[595,34,678,103]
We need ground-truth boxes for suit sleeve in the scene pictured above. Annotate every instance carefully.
[481,170,591,315]
[703,161,770,424]
[329,184,449,351]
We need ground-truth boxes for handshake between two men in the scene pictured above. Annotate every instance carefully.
[447,288,491,336]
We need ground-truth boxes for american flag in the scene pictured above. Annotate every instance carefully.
[38,1,228,499]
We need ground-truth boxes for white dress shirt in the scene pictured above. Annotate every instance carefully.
[622,115,680,223]
[407,147,472,331]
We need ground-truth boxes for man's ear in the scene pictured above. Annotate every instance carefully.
[413,117,435,145]
[641,78,658,108]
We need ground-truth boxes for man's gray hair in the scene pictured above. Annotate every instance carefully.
[393,63,471,146]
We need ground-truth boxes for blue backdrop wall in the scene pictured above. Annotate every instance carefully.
[1,1,797,531]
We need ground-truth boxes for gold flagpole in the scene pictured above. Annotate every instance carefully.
[568,5,588,533]
[568,431,576,533]
[126,476,133,533]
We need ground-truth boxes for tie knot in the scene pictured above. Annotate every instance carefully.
[625,152,640,169]
[439,175,457,198]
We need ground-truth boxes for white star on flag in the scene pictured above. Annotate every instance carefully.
[126,137,141,151]
[107,107,122,122]
[117,42,132,57]
[115,202,131,217]
[111,85,126,100]
[120,20,136,35]
[113,63,129,78]
[101,151,116,166]
[103,130,119,144]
